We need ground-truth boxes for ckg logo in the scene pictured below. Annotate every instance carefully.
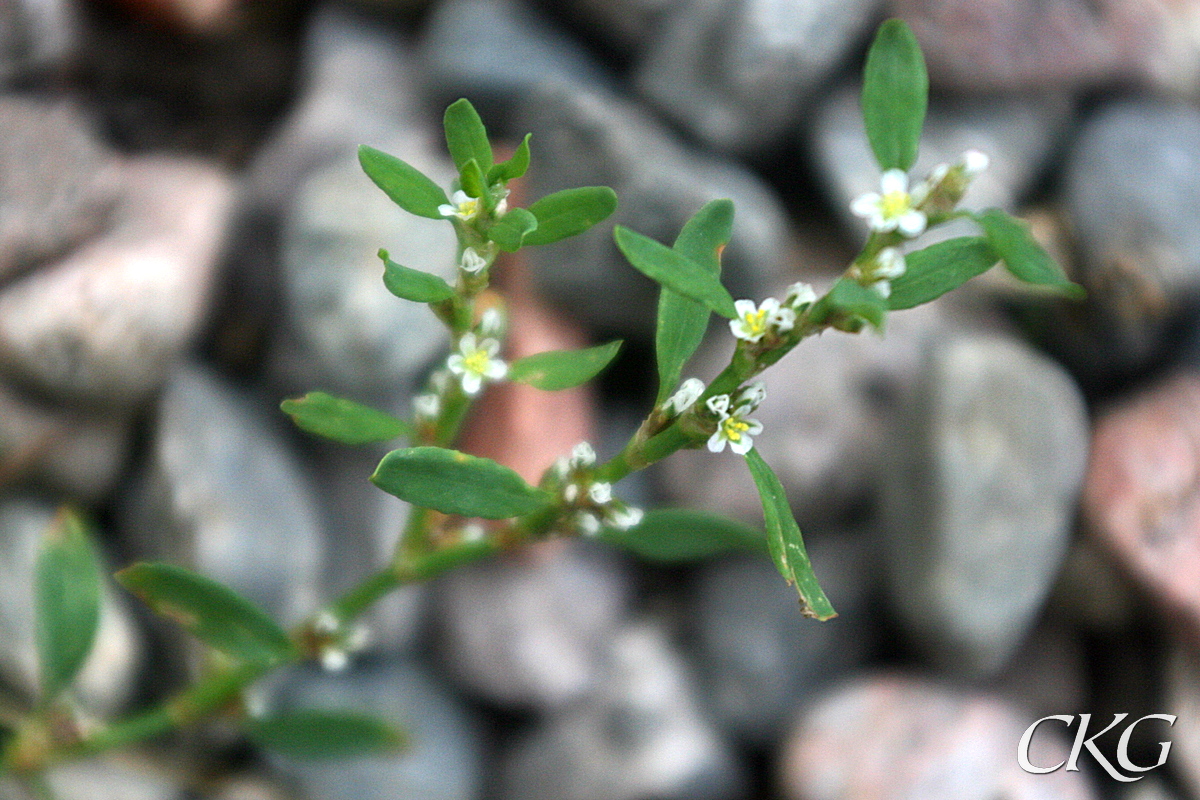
[1018,714,1177,783]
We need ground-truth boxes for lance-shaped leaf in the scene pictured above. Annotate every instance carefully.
[358,145,450,220]
[508,340,623,391]
[614,225,738,319]
[379,250,456,303]
[36,509,102,700]
[655,200,733,404]
[861,19,928,172]
[459,158,487,199]
[245,710,409,760]
[116,563,295,665]
[488,208,538,252]
[372,447,551,519]
[973,209,1085,298]
[743,449,836,620]
[488,133,531,183]
[811,277,888,330]
[281,392,410,446]
[887,236,999,310]
[523,187,617,246]
[444,98,493,176]
[601,508,767,563]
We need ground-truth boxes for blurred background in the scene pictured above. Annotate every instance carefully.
[2,0,1200,798]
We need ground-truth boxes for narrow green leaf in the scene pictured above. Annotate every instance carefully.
[523,187,618,246]
[861,19,928,172]
[36,509,102,700]
[614,225,738,319]
[600,508,767,563]
[459,158,487,199]
[115,563,295,665]
[371,447,551,519]
[812,277,888,330]
[655,200,734,403]
[488,208,538,252]
[973,209,1085,299]
[488,133,532,183]
[508,340,623,391]
[358,145,450,220]
[743,449,836,620]
[379,250,456,304]
[887,237,999,310]
[281,392,410,446]
[246,710,408,760]
[444,98,493,176]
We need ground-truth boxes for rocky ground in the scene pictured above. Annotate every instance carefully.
[2,0,1200,798]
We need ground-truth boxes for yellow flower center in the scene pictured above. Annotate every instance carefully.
[880,190,910,219]
[741,308,769,336]
[721,415,751,442]
[458,198,480,219]
[463,349,490,375]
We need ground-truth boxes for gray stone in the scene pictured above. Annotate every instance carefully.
[0,379,131,501]
[417,0,609,127]
[121,364,325,629]
[881,334,1089,678]
[1120,777,1181,800]
[543,0,676,54]
[689,535,878,745]
[517,82,791,337]
[636,0,881,154]
[0,498,142,717]
[0,0,76,83]
[781,675,1096,800]
[433,540,632,710]
[499,621,747,800]
[0,157,234,407]
[0,98,120,282]
[811,84,1074,241]
[0,755,186,800]
[1166,646,1200,798]
[267,660,483,800]
[986,622,1088,720]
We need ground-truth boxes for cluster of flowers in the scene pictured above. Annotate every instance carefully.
[553,442,644,535]
[661,379,767,456]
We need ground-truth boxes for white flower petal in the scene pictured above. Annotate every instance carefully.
[707,431,728,453]
[897,210,927,237]
[744,418,764,436]
[876,247,906,279]
[451,190,471,205]
[880,169,908,195]
[737,382,766,410]
[461,372,483,395]
[447,354,466,374]
[787,282,817,309]
[484,360,508,380]
[459,333,478,355]
[588,482,612,504]
[706,394,731,416]
[570,441,596,467]
[872,279,892,298]
[962,149,989,177]
[461,248,488,273]
[438,204,457,218]
[729,435,754,456]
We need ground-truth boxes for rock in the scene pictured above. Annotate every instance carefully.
[0,0,76,83]
[1084,373,1200,639]
[266,660,483,800]
[1166,646,1200,798]
[636,0,880,154]
[811,84,1073,241]
[1120,777,1182,800]
[0,98,120,282]
[987,622,1088,720]
[516,82,791,337]
[121,364,325,629]
[890,0,1156,91]
[433,540,632,709]
[0,157,234,407]
[498,621,747,800]
[417,0,609,127]
[539,0,676,55]
[1046,538,1140,633]
[780,675,1096,800]
[882,334,1089,677]
[0,498,142,717]
[43,756,185,800]
[689,534,878,745]
[203,774,293,800]
[107,0,241,32]
[0,379,131,501]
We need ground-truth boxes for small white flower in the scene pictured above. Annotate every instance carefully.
[563,483,579,503]
[313,611,340,635]
[729,297,795,343]
[319,647,350,673]
[576,511,601,537]
[961,149,989,178]
[874,247,906,280]
[588,482,613,505]
[785,282,817,310]
[705,392,764,456]
[665,378,705,415]
[850,169,927,237]
[479,307,505,337]
[735,381,766,411]
[460,247,488,273]
[872,280,893,299]
[413,393,440,419]
[430,369,452,393]
[706,394,731,417]
[460,522,487,542]
[608,505,644,530]
[439,190,482,222]
[345,624,372,653]
[447,333,507,395]
[569,442,596,468]
[492,187,510,216]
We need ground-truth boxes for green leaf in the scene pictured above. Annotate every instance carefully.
[887,237,999,310]
[281,392,410,446]
[614,225,738,319]
[443,98,493,175]
[245,710,408,760]
[600,508,766,562]
[973,209,1085,299]
[655,200,734,404]
[459,158,487,199]
[115,563,295,665]
[488,208,539,252]
[488,133,532,183]
[35,509,102,700]
[743,449,836,620]
[812,277,888,331]
[508,340,623,390]
[359,145,450,220]
[523,187,618,246]
[379,250,456,304]
[861,19,928,172]
[371,447,551,519]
